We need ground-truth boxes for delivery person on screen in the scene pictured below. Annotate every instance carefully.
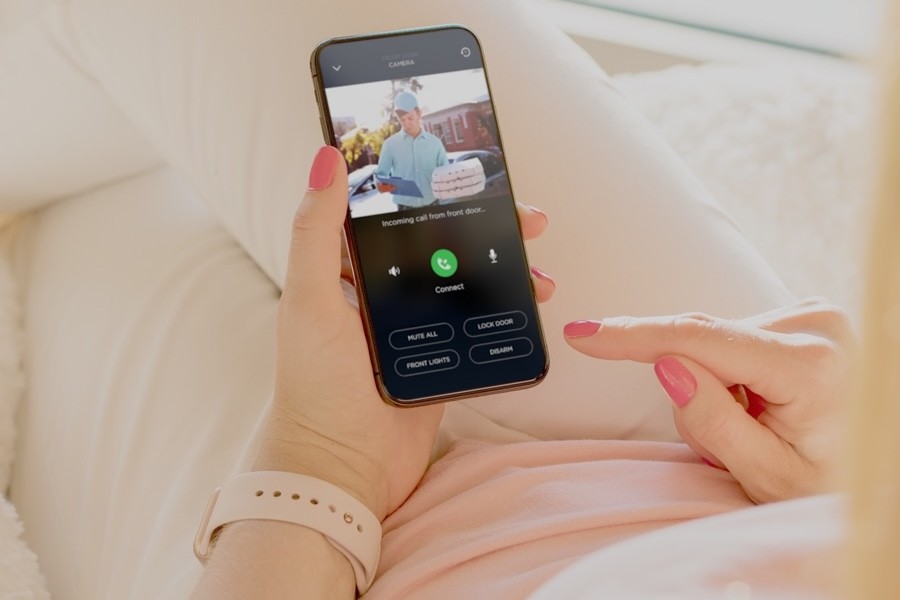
[375,91,448,210]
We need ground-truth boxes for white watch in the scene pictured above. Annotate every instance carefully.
[194,471,381,594]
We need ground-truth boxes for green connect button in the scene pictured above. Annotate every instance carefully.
[430,249,458,278]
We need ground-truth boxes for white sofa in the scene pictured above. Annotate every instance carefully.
[0,1,868,597]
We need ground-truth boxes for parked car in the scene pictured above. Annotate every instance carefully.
[347,164,396,217]
[348,163,378,199]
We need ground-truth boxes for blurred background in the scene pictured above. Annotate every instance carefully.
[540,0,882,71]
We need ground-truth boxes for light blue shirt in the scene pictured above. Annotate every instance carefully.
[376,129,448,207]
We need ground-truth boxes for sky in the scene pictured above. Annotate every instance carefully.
[324,68,489,130]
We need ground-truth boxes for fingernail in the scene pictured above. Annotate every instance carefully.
[530,266,554,284]
[702,457,727,471]
[564,320,601,338]
[654,357,696,408]
[308,146,341,191]
[525,204,548,221]
[745,387,768,419]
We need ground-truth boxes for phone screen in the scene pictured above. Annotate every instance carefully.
[312,26,548,405]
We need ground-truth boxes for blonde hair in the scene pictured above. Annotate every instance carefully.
[845,0,900,597]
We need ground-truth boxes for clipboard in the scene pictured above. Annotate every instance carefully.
[375,175,423,198]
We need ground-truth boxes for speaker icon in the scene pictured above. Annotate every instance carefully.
[388,266,401,277]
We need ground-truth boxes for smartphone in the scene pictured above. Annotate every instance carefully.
[311,25,548,406]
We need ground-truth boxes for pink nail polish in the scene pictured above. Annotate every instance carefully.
[745,387,768,419]
[563,320,601,338]
[654,357,696,408]
[530,266,554,283]
[308,146,341,191]
[702,457,728,471]
[526,205,548,220]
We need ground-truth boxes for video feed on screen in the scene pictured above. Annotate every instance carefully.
[325,69,511,218]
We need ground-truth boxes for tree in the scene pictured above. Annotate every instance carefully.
[365,120,399,158]
[340,120,400,168]
[342,77,424,167]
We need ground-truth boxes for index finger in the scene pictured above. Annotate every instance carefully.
[563,314,835,402]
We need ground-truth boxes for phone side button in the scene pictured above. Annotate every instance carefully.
[394,349,460,377]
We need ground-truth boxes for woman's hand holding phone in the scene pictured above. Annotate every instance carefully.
[564,298,854,503]
[257,146,554,520]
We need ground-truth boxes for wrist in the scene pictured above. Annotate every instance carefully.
[201,519,356,597]
[254,411,388,521]
[194,470,382,594]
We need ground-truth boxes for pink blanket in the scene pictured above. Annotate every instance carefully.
[364,439,838,599]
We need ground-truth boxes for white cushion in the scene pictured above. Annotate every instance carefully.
[0,228,23,493]
[10,168,275,599]
[0,0,41,36]
[0,495,49,600]
[0,223,47,600]
[613,63,871,320]
[0,4,159,212]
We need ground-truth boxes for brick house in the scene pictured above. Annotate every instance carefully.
[421,94,498,152]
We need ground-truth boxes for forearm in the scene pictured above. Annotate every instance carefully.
[190,519,356,600]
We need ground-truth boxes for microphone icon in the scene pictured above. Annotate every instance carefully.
[488,249,498,264]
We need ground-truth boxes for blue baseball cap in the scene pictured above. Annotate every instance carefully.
[394,91,419,113]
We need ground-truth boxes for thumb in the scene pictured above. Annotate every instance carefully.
[283,145,349,302]
[654,355,786,487]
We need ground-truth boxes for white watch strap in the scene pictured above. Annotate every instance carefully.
[194,471,381,594]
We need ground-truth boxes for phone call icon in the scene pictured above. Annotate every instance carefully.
[430,249,458,277]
